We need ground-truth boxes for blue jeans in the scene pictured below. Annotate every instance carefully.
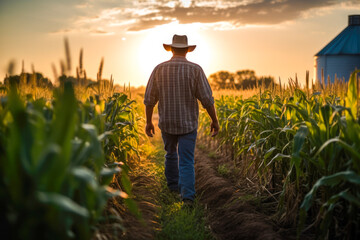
[161,129,197,201]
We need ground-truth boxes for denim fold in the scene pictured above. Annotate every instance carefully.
[161,129,197,200]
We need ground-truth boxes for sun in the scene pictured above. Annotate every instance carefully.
[137,22,211,83]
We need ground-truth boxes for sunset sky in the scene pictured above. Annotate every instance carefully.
[0,0,359,87]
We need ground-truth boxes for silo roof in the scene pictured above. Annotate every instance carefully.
[316,17,360,56]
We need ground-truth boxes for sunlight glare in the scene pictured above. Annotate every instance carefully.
[137,22,211,83]
[180,0,192,8]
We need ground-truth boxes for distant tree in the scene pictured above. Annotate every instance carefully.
[258,76,275,89]
[209,71,234,89]
[234,70,256,82]
[4,72,53,88]
[234,70,257,89]
[209,69,275,90]
[58,74,78,85]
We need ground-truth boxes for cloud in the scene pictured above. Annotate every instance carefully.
[127,18,174,31]
[90,28,115,35]
[57,0,360,34]
[50,27,114,36]
[126,0,358,29]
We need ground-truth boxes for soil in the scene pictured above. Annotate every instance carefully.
[195,147,295,240]
[98,129,304,239]
[96,156,161,240]
[119,157,161,240]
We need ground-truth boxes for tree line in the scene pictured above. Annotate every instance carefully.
[3,72,114,90]
[4,72,53,88]
[209,69,275,90]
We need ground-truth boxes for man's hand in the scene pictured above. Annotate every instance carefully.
[145,105,155,137]
[205,104,219,137]
[146,122,155,137]
[210,121,220,137]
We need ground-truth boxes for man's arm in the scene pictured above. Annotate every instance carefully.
[205,104,219,137]
[194,68,219,137]
[145,105,155,137]
[144,66,158,138]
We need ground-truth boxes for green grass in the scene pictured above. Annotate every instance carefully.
[217,163,230,177]
[148,131,214,240]
[156,199,213,240]
[207,151,218,159]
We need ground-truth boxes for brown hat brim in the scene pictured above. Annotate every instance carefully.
[163,44,196,52]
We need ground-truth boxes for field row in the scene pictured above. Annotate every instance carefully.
[199,71,360,239]
[0,82,139,239]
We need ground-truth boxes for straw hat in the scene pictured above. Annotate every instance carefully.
[163,34,196,52]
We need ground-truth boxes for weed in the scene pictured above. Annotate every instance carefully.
[157,199,214,240]
[217,164,230,177]
[207,151,217,159]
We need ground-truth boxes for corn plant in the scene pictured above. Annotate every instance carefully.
[199,71,360,239]
[298,70,360,239]
[0,82,138,239]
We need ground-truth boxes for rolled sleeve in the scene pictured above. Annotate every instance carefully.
[144,67,159,107]
[195,68,214,109]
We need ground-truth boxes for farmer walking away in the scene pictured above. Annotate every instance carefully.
[144,34,219,204]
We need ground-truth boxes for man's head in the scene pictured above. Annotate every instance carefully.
[171,47,189,56]
[163,35,196,54]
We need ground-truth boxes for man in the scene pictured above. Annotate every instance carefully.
[144,34,219,203]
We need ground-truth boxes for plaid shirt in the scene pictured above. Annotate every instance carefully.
[144,56,214,135]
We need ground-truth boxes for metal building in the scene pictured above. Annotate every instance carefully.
[314,15,360,84]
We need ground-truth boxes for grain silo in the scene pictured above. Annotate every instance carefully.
[314,15,360,84]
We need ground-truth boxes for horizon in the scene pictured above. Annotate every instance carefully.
[1,0,359,87]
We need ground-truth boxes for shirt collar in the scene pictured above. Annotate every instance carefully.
[171,55,187,61]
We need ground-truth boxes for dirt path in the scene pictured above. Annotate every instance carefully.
[99,154,161,240]
[121,157,161,240]
[195,147,287,240]
[101,124,294,239]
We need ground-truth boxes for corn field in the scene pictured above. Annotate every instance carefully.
[0,79,139,239]
[1,37,360,239]
[199,71,360,239]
